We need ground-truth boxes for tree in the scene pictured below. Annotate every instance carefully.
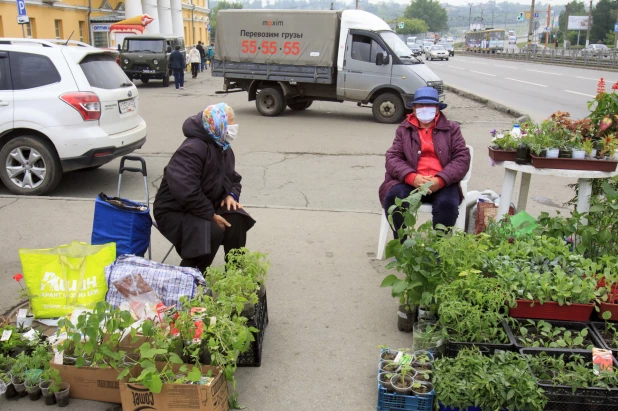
[590,0,618,44]
[557,0,586,44]
[404,0,448,32]
[392,18,430,34]
[210,0,243,41]
[604,29,617,46]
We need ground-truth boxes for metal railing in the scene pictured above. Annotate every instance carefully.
[460,48,618,70]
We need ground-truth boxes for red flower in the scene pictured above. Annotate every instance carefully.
[13,273,23,282]
[613,81,618,90]
[598,78,606,95]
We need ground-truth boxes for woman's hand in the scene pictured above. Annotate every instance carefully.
[213,214,231,231]
[220,195,242,211]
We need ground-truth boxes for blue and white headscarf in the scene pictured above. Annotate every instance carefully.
[201,103,231,150]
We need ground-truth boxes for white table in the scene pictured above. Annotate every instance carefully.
[495,161,618,220]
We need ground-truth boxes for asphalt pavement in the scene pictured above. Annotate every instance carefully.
[426,54,617,121]
[0,69,582,411]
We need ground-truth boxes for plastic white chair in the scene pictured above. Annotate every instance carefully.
[376,145,474,260]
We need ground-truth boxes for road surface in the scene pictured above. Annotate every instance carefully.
[427,54,616,121]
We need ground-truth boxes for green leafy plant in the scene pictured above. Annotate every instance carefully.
[516,320,594,349]
[40,368,61,394]
[225,248,270,291]
[434,348,547,411]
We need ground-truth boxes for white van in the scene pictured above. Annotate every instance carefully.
[406,37,417,47]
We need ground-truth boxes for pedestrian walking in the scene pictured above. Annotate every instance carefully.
[169,45,185,90]
[207,43,215,66]
[378,86,471,235]
[154,103,254,272]
[189,46,201,78]
[197,41,206,72]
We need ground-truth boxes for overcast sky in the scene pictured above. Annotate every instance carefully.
[387,0,572,6]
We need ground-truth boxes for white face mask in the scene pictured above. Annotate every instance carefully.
[225,124,239,143]
[416,107,437,124]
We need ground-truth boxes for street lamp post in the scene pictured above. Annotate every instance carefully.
[585,0,592,46]
[468,2,473,30]
[527,0,536,46]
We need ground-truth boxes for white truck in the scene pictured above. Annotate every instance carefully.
[212,10,444,124]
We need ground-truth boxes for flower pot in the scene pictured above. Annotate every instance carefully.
[587,148,598,158]
[508,300,595,321]
[54,383,70,407]
[257,284,266,300]
[240,302,256,319]
[530,155,618,172]
[16,314,34,329]
[122,354,140,367]
[39,381,57,406]
[380,349,401,362]
[597,301,618,321]
[11,376,26,394]
[417,306,435,321]
[411,381,433,396]
[379,360,400,373]
[488,146,517,162]
[413,367,433,382]
[572,149,586,159]
[390,374,414,395]
[62,357,77,366]
[397,305,416,333]
[412,350,435,363]
[412,322,444,354]
[378,372,395,392]
[545,148,559,158]
[26,383,41,401]
[558,149,572,158]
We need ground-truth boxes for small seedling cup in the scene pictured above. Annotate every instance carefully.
[390,374,413,395]
[380,349,401,362]
[378,372,395,392]
[411,381,433,396]
[379,360,400,373]
[11,376,26,394]
[54,383,70,407]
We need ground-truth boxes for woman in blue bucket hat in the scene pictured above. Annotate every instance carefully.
[378,86,470,236]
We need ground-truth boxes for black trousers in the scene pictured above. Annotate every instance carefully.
[179,213,249,273]
[384,183,460,239]
[191,63,199,78]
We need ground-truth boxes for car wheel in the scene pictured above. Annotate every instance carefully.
[141,78,149,84]
[446,58,449,61]
[287,100,313,111]
[0,135,62,195]
[162,74,170,87]
[372,92,404,124]
[256,87,285,116]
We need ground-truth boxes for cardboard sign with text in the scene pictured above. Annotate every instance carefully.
[120,364,229,411]
[50,362,134,403]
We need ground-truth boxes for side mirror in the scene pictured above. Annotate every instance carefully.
[376,52,389,66]
[117,44,121,51]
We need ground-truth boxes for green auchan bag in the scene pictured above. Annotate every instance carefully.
[19,241,115,318]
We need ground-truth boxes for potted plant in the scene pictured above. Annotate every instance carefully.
[12,274,35,328]
[379,360,400,373]
[410,380,433,396]
[378,372,395,392]
[225,248,270,300]
[389,363,416,395]
[488,128,519,161]
[0,371,14,398]
[10,352,29,397]
[412,322,444,353]
[53,382,70,407]
[505,318,601,350]
[39,368,61,406]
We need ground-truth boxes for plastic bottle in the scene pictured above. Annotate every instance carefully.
[511,124,522,138]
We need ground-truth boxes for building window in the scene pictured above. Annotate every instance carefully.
[0,17,4,37]
[78,21,85,42]
[93,32,109,48]
[26,18,36,38]
[54,20,63,39]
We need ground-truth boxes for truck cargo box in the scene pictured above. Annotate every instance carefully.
[215,10,341,67]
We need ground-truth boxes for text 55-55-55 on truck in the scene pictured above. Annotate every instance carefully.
[212,10,444,124]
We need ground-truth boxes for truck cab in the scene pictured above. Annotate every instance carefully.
[119,35,185,87]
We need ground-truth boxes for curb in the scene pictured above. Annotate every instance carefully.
[445,84,530,124]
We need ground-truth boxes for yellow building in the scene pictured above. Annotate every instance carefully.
[0,0,209,46]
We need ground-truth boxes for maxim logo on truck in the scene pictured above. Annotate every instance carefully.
[263,20,283,26]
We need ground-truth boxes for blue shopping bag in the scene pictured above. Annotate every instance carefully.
[91,193,152,257]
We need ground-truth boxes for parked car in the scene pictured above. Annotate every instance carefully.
[119,35,185,86]
[426,45,449,61]
[580,44,610,57]
[509,35,517,44]
[521,43,546,53]
[444,44,455,56]
[0,38,147,195]
[408,43,423,57]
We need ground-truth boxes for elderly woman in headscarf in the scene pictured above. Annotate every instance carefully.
[153,103,254,273]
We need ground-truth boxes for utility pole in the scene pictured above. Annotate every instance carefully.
[355,0,358,9]
[330,1,333,10]
[545,4,550,46]
[586,0,592,46]
[615,0,618,48]
[564,4,569,49]
[468,2,473,30]
[527,0,536,45]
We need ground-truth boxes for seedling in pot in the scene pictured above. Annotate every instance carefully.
[599,311,618,349]
[390,364,415,395]
[414,369,432,382]
[412,350,434,364]
[517,319,593,349]
[378,346,402,362]
[411,380,433,396]
[39,368,60,405]
[378,372,395,392]
[379,360,400,373]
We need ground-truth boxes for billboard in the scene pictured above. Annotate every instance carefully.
[568,16,590,30]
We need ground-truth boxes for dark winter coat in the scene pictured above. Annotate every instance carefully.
[169,50,185,70]
[196,44,206,59]
[378,113,471,207]
[153,113,255,259]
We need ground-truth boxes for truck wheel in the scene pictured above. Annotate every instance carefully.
[162,74,170,87]
[372,93,404,124]
[287,101,313,111]
[141,78,149,84]
[0,135,62,195]
[256,88,285,116]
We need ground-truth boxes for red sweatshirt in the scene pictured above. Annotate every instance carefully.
[404,113,445,188]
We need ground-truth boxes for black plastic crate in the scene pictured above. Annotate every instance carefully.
[505,319,604,351]
[520,348,618,411]
[237,291,269,367]
[445,320,514,358]
[590,321,618,359]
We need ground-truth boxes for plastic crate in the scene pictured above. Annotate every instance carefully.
[505,319,604,351]
[377,384,434,411]
[508,300,594,322]
[520,348,618,411]
[445,320,513,358]
[590,322,618,359]
[237,291,269,367]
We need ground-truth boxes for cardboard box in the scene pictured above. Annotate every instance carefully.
[119,364,229,411]
[50,362,132,403]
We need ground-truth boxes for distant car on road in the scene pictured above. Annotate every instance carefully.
[426,45,449,61]
[580,44,610,58]
[422,41,434,53]
[444,44,455,56]
[447,37,454,42]
[521,43,546,53]
[408,43,423,57]
[509,35,517,44]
